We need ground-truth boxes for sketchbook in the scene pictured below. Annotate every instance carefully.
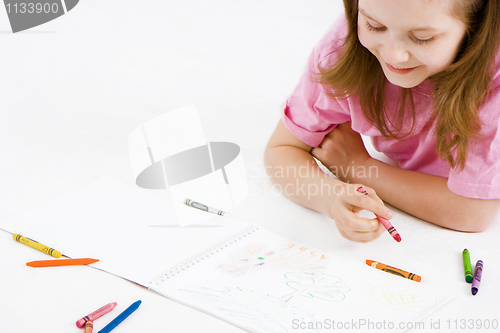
[0,177,453,333]
[148,226,454,333]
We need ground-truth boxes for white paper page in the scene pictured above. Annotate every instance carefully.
[151,228,454,333]
[0,176,254,286]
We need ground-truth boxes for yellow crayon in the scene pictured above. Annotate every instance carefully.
[13,234,62,258]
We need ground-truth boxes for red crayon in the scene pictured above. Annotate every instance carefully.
[76,302,117,328]
[357,187,401,242]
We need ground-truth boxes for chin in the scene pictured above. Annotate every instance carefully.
[391,81,420,89]
[384,73,423,89]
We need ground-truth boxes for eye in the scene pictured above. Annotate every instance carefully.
[409,34,435,45]
[365,21,386,32]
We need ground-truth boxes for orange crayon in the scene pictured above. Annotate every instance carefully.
[26,258,99,267]
[83,320,93,333]
[366,260,421,282]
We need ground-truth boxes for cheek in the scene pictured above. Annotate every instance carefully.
[357,28,379,53]
[414,46,457,71]
[415,32,465,71]
[438,43,462,67]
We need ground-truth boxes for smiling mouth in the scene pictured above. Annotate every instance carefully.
[386,63,418,74]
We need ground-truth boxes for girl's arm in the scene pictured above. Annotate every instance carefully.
[264,121,335,215]
[352,158,500,232]
[311,123,500,232]
[264,121,393,242]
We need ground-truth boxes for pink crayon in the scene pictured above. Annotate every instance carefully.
[76,302,117,328]
[357,187,402,242]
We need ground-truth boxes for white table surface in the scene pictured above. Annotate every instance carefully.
[1,1,499,332]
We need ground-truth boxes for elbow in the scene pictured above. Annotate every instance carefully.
[451,208,498,233]
[263,145,285,181]
[263,137,280,169]
[442,198,500,233]
[263,145,276,177]
[457,221,491,233]
[263,144,272,168]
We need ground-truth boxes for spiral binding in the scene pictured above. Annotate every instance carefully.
[149,225,260,286]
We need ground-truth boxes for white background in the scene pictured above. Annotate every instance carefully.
[1,0,499,332]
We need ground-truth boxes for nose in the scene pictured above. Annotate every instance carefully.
[381,35,411,65]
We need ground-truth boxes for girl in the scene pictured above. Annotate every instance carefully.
[264,0,500,242]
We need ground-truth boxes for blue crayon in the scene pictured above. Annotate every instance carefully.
[98,300,141,333]
[471,260,483,296]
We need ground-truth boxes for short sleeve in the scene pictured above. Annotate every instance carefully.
[281,14,352,147]
[448,86,500,199]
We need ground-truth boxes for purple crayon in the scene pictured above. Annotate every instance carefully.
[76,302,117,328]
[471,260,483,296]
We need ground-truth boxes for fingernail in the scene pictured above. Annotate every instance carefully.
[386,210,393,219]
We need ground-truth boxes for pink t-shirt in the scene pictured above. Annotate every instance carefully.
[282,14,500,199]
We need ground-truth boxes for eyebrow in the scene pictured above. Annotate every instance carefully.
[358,8,438,32]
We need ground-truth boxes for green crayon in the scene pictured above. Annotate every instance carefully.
[462,249,473,283]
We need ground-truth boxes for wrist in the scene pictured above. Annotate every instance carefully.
[318,179,347,220]
[349,157,377,185]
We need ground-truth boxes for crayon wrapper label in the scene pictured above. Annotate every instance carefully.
[19,237,31,245]
[476,268,482,282]
[191,202,208,211]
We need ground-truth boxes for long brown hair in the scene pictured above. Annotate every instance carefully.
[317,0,500,169]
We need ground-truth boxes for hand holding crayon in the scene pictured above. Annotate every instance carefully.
[357,187,401,242]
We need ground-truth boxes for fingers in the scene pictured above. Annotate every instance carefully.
[335,219,385,243]
[347,185,393,219]
[310,135,337,164]
[338,206,380,232]
[361,186,383,205]
[310,146,320,159]
[330,184,393,243]
[332,202,384,243]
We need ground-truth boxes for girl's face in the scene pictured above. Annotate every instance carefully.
[357,0,467,88]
